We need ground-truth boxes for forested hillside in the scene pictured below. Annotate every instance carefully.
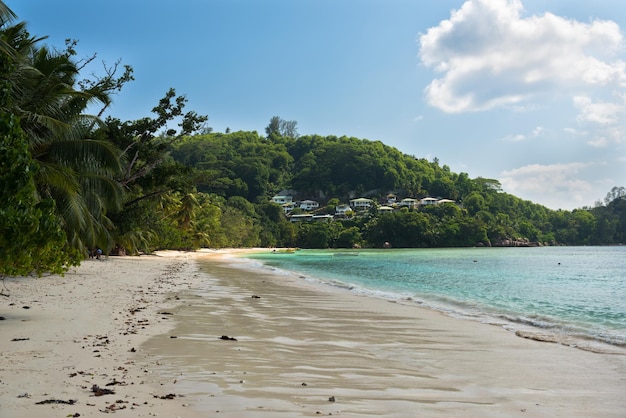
[168,130,626,249]
[1,3,625,276]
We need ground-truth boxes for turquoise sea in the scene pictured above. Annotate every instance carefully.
[243,246,626,350]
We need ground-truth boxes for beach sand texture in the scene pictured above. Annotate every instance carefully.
[1,250,625,417]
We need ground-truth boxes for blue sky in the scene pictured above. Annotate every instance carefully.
[10,0,626,210]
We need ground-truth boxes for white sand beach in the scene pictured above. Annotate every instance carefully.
[1,250,625,417]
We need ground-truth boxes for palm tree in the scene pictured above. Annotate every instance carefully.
[1,18,125,253]
[0,1,16,57]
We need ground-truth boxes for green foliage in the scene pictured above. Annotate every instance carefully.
[335,226,362,248]
[296,221,342,249]
[266,116,299,139]
[0,113,81,276]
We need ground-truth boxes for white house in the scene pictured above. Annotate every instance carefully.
[437,199,456,205]
[419,197,439,206]
[281,202,296,214]
[377,205,394,213]
[335,204,352,216]
[398,198,419,209]
[349,197,374,211]
[272,195,293,205]
[299,200,320,211]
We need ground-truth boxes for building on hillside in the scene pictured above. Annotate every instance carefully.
[419,197,439,206]
[272,195,293,205]
[281,202,296,214]
[437,199,456,205]
[312,214,334,221]
[386,193,397,205]
[299,200,320,211]
[377,205,394,213]
[289,214,313,222]
[349,197,374,211]
[398,198,419,209]
[335,204,352,217]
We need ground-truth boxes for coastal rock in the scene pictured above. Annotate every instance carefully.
[493,238,542,247]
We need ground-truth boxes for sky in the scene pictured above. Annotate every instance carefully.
[9,0,626,210]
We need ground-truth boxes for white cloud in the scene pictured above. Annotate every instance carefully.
[501,125,544,142]
[572,95,626,145]
[563,127,588,136]
[531,126,544,137]
[573,95,623,124]
[419,0,626,114]
[500,162,597,209]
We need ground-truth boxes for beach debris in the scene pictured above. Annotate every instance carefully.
[69,371,92,378]
[515,330,559,344]
[22,306,30,309]
[154,393,177,400]
[17,392,30,398]
[101,400,128,413]
[11,337,30,341]
[91,384,115,396]
[129,306,144,314]
[93,335,110,346]
[301,382,308,386]
[251,295,261,299]
[219,335,238,341]
[105,379,126,387]
[328,396,336,402]
[170,335,178,338]
[0,316,5,320]
[158,311,174,315]
[35,398,77,405]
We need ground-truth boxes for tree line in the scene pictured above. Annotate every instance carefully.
[1,3,625,277]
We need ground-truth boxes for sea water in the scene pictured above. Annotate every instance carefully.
[243,246,626,350]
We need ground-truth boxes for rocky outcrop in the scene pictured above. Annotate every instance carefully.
[492,238,543,247]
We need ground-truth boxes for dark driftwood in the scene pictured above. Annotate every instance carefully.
[219,335,237,341]
[36,399,76,405]
[91,384,115,396]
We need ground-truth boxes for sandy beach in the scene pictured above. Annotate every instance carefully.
[1,250,625,417]
[0,251,207,418]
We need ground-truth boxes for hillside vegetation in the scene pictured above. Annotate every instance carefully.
[167,130,625,249]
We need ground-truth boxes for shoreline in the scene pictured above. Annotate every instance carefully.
[148,251,626,417]
[2,249,625,417]
[229,248,626,355]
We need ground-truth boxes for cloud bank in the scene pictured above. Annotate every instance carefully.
[419,0,626,209]
[419,0,626,115]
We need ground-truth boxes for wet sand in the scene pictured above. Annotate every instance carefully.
[1,250,625,417]
[143,253,626,417]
